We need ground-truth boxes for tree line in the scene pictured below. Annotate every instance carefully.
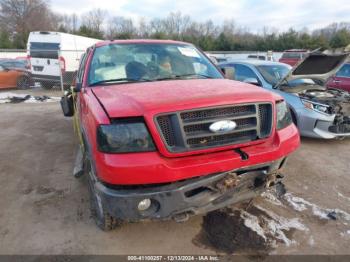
[1,0,350,51]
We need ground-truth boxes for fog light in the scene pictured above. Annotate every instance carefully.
[138,198,152,211]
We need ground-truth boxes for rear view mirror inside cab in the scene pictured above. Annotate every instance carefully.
[221,67,235,80]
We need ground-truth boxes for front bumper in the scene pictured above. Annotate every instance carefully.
[313,119,350,139]
[94,124,300,185]
[297,109,350,139]
[94,158,286,221]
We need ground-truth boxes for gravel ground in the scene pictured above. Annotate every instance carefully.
[0,88,349,256]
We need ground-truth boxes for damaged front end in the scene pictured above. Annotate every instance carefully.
[298,87,350,135]
[276,51,350,138]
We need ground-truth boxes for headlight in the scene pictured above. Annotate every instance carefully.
[276,100,293,130]
[97,118,156,153]
[301,99,331,115]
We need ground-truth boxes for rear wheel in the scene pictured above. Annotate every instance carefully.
[41,81,54,90]
[17,75,31,89]
[86,157,120,231]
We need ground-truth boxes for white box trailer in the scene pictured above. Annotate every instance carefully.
[27,31,101,89]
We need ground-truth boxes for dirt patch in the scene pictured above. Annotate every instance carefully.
[197,191,309,255]
[36,185,64,195]
[200,208,270,254]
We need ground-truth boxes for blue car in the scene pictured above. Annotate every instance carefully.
[220,53,350,139]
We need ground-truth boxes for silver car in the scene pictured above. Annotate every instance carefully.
[219,53,350,139]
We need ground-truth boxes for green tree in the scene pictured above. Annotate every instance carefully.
[0,30,13,48]
[329,29,350,48]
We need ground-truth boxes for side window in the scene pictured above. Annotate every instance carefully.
[336,64,350,78]
[234,64,258,81]
[0,65,4,71]
[77,53,88,84]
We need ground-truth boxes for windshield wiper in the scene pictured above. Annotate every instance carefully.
[89,78,150,87]
[155,73,214,81]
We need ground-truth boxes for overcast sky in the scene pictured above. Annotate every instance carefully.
[51,0,350,32]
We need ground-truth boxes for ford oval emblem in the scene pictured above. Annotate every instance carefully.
[209,120,237,133]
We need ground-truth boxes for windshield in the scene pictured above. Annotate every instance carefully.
[88,43,223,85]
[256,64,316,87]
[0,60,27,69]
[281,52,307,59]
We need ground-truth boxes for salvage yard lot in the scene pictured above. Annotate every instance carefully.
[0,89,350,255]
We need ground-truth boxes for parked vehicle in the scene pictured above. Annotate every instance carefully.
[220,53,350,139]
[0,63,31,89]
[0,58,29,71]
[326,63,350,92]
[247,54,275,62]
[279,49,308,66]
[60,39,300,231]
[247,54,266,60]
[15,56,31,71]
[27,31,100,89]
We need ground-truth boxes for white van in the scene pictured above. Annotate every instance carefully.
[27,31,101,89]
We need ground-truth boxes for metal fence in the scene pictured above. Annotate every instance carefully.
[0,49,85,92]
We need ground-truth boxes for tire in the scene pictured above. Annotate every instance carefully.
[86,157,120,231]
[17,75,31,90]
[41,81,54,90]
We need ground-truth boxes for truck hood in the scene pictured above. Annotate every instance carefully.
[92,79,277,118]
[276,52,349,88]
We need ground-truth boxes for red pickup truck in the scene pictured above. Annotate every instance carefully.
[61,40,300,230]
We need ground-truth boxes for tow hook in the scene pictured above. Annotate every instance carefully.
[215,172,240,193]
[265,172,284,188]
[173,212,191,223]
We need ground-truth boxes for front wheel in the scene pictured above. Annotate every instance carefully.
[86,158,120,231]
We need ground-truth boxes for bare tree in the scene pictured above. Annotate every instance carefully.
[0,0,59,47]
[137,17,150,38]
[163,12,191,39]
[81,8,106,36]
[107,16,135,39]
[57,13,79,33]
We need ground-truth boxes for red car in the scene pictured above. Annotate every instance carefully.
[326,63,350,92]
[61,39,300,230]
[279,49,308,66]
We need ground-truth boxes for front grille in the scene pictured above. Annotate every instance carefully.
[156,103,273,153]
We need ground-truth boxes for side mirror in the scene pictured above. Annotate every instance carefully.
[221,67,235,80]
[60,94,74,117]
[3,67,10,72]
[243,78,260,86]
[73,82,82,93]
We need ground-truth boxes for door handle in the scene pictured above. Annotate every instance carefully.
[334,80,342,83]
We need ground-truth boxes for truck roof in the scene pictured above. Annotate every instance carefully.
[94,39,191,48]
